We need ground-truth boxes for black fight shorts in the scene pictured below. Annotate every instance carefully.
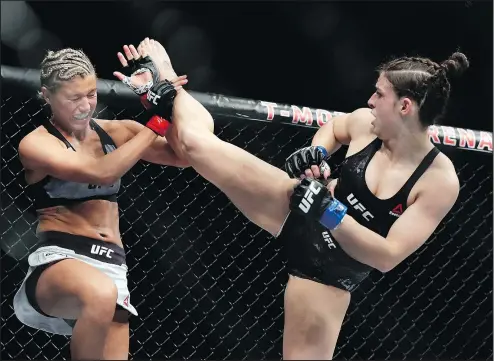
[277,211,372,292]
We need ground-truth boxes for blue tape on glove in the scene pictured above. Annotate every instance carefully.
[319,198,347,230]
[316,146,328,157]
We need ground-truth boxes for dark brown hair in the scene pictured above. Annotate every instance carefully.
[378,52,469,127]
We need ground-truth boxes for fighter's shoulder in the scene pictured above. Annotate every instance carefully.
[19,125,59,150]
[429,151,458,181]
[18,126,70,172]
[347,108,374,137]
[331,108,374,145]
[419,151,460,201]
[349,107,374,121]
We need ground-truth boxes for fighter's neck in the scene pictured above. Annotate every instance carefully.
[51,118,91,142]
[380,130,432,163]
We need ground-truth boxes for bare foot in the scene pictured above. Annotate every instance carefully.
[138,37,177,81]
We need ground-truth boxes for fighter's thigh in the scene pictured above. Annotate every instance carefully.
[283,276,350,359]
[35,259,118,319]
[177,130,297,236]
[221,145,297,236]
[103,310,130,360]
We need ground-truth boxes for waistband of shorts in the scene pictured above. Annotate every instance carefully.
[36,231,126,266]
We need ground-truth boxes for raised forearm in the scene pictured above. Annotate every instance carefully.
[311,122,341,155]
[331,215,393,272]
[96,127,157,184]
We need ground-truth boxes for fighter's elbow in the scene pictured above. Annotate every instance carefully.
[375,248,401,273]
[380,248,413,273]
[376,260,397,273]
[86,164,118,186]
[98,173,119,186]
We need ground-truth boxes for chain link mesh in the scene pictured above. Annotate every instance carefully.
[1,93,492,360]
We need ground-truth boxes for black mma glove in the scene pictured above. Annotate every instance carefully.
[285,146,331,180]
[290,178,347,230]
[143,80,177,130]
[120,56,160,96]
[139,80,177,136]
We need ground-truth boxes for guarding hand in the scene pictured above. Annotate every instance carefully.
[290,178,347,230]
[285,146,331,181]
[142,79,180,132]
[113,43,187,109]
[113,44,159,95]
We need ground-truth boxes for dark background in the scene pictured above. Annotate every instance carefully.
[1,1,492,360]
[1,1,493,131]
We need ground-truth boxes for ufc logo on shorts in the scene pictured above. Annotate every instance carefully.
[338,278,356,292]
[91,245,114,259]
[347,193,374,221]
[299,182,322,213]
[147,91,161,105]
[322,231,336,249]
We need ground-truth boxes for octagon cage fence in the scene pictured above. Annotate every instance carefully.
[1,66,492,360]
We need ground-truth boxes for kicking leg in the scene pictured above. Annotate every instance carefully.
[168,76,296,236]
[140,38,296,236]
[169,120,297,236]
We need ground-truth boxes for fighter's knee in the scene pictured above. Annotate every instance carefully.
[284,338,335,360]
[284,315,335,359]
[295,313,329,346]
[80,278,118,323]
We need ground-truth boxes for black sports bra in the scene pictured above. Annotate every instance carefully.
[28,119,121,210]
[334,137,440,237]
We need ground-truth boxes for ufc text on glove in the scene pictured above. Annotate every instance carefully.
[140,80,177,136]
[144,80,177,122]
[290,178,347,230]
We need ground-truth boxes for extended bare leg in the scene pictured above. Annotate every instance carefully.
[140,38,350,360]
[140,38,296,236]
[170,117,297,236]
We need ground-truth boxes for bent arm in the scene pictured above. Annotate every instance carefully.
[311,114,347,155]
[19,128,158,186]
[114,119,190,167]
[330,172,459,272]
[311,108,374,154]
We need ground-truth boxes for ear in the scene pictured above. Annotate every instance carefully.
[40,87,51,104]
[399,97,414,116]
